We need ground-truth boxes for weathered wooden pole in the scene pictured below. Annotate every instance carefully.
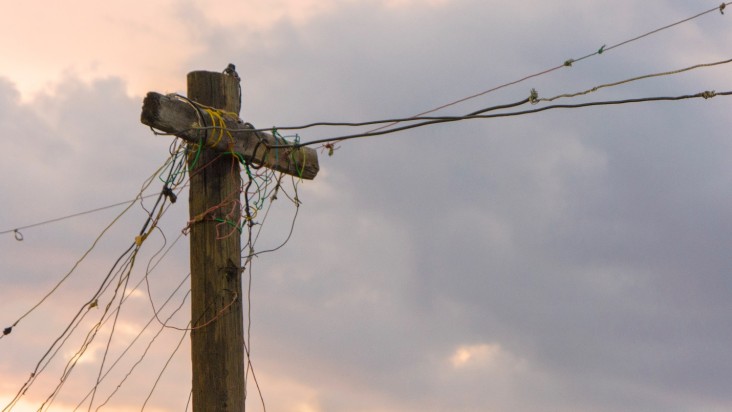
[140,66,320,411]
[187,70,245,411]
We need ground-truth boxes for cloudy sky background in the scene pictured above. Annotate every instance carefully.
[1,1,732,411]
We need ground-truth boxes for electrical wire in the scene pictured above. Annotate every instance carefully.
[364,2,731,132]
[4,5,729,409]
[226,57,731,143]
[0,138,189,241]
[2,149,187,411]
[140,324,189,410]
[1,153,179,342]
[71,273,190,411]
[537,58,732,103]
[0,193,162,240]
[273,90,731,148]
[162,60,731,155]
[242,97,532,132]
[96,291,190,411]
[147,3,731,151]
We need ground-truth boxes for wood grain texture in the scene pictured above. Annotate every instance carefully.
[187,71,245,412]
[141,91,319,179]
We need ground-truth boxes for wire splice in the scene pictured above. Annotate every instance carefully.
[162,185,177,203]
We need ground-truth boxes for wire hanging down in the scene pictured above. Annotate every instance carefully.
[1,145,194,411]
[3,4,731,410]
[141,92,319,180]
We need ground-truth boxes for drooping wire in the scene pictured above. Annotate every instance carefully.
[64,229,189,410]
[12,6,726,400]
[72,273,190,410]
[84,242,140,411]
[39,171,180,411]
[364,2,731,133]
[74,216,188,410]
[270,90,731,149]
[246,57,732,136]
[145,8,729,154]
[14,242,137,412]
[87,142,189,410]
[0,194,162,241]
[0,156,176,344]
[167,63,732,155]
[140,324,190,410]
[93,293,189,411]
[243,97,531,133]
[145,118,292,408]
[2,145,188,411]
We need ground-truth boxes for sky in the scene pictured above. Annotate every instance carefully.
[1,0,732,411]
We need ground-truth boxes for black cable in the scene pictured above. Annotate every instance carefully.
[255,97,533,132]
[275,90,731,148]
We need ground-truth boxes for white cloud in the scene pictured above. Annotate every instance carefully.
[452,343,504,367]
[382,0,450,9]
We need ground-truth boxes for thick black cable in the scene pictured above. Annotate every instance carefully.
[252,97,533,132]
[275,91,731,148]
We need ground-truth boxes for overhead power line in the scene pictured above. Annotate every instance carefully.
[537,58,732,103]
[284,90,731,148]
[0,192,173,241]
[232,57,732,148]
[365,1,731,132]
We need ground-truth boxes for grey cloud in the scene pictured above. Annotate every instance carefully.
[3,1,732,411]
[208,2,732,410]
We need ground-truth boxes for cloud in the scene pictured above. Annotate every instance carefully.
[0,74,193,411]
[195,3,732,411]
[449,342,523,369]
[1,1,195,101]
[3,2,732,411]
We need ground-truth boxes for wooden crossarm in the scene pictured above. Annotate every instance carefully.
[140,92,319,179]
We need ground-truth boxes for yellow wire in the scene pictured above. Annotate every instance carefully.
[204,108,235,149]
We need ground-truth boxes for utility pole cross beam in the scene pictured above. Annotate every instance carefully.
[141,91,319,180]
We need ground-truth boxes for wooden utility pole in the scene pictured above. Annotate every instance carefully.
[141,68,319,411]
[186,70,245,412]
